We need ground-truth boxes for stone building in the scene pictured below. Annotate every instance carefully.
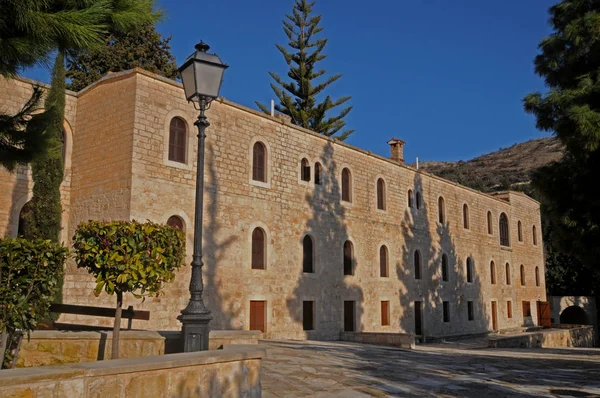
[0,70,546,340]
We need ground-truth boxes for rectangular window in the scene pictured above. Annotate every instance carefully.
[250,301,266,332]
[303,301,314,331]
[381,301,390,326]
[443,301,450,323]
[467,301,474,321]
[523,301,531,318]
[507,301,512,319]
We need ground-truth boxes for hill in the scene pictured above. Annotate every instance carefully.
[417,137,564,193]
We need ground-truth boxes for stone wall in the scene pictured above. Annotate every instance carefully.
[488,326,597,348]
[17,331,165,368]
[340,332,415,349]
[0,346,264,397]
[0,70,547,341]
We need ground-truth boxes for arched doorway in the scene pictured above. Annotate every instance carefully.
[17,200,34,237]
[560,306,589,325]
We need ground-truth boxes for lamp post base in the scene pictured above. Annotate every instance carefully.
[178,312,213,352]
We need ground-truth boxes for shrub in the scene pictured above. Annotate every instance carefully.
[0,238,68,368]
[73,220,185,359]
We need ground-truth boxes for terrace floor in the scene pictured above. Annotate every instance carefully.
[261,339,600,397]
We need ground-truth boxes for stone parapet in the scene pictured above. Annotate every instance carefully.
[1,345,264,397]
[487,326,597,348]
[340,332,415,349]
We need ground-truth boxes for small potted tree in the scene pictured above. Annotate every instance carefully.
[73,220,185,359]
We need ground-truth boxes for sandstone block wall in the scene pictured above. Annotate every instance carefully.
[0,70,547,341]
[0,346,264,398]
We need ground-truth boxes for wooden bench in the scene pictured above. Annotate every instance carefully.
[49,303,150,330]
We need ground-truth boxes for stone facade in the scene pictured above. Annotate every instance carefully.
[0,70,546,341]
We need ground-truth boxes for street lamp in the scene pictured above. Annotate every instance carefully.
[177,41,228,352]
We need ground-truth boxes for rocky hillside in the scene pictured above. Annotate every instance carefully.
[417,137,564,193]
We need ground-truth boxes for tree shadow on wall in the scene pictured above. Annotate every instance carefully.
[286,141,364,340]
[398,173,490,341]
[203,142,240,330]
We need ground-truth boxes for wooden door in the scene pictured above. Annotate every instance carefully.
[491,301,498,331]
[537,301,551,328]
[250,301,265,332]
[344,301,355,332]
[414,301,423,337]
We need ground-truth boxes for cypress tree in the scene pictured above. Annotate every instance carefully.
[256,0,353,141]
[20,51,65,242]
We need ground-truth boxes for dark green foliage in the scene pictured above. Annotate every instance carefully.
[67,23,177,92]
[0,87,51,172]
[256,0,353,140]
[73,220,185,298]
[524,0,600,289]
[0,238,68,368]
[19,51,66,243]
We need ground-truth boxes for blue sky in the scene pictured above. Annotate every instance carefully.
[23,0,556,163]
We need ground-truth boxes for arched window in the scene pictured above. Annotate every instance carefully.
[343,240,354,275]
[17,201,34,237]
[505,263,511,285]
[379,245,389,277]
[414,250,422,280]
[466,257,473,283]
[520,264,526,286]
[490,261,496,284]
[167,215,185,232]
[377,178,386,210]
[416,192,422,209]
[341,168,352,202]
[487,211,493,234]
[314,162,322,185]
[533,225,538,246]
[441,254,449,282]
[438,196,445,224]
[61,128,67,164]
[301,158,311,182]
[499,213,510,246]
[463,204,470,229]
[252,142,267,182]
[408,189,414,208]
[168,117,187,163]
[535,266,540,287]
[303,235,314,273]
[518,221,523,242]
[251,228,266,270]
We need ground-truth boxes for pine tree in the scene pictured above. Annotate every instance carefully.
[524,0,600,284]
[66,23,177,92]
[256,0,353,141]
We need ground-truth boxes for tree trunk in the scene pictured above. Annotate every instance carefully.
[10,334,23,369]
[111,291,123,359]
[0,329,8,369]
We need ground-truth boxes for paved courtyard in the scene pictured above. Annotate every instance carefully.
[261,340,600,397]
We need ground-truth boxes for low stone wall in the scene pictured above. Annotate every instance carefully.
[18,331,165,367]
[340,332,415,349]
[161,330,261,354]
[0,345,264,397]
[488,326,597,349]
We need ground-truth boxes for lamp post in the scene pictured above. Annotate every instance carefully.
[177,41,228,352]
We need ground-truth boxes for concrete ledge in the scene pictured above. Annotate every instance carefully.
[488,326,597,348]
[161,330,261,353]
[340,332,415,349]
[0,346,265,397]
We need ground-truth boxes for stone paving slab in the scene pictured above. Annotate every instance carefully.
[261,339,600,397]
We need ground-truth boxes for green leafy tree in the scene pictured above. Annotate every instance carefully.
[0,0,161,170]
[256,0,353,140]
[524,0,600,286]
[0,238,68,368]
[73,221,185,359]
[66,23,177,92]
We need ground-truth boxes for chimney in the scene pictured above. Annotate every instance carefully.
[387,138,405,164]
